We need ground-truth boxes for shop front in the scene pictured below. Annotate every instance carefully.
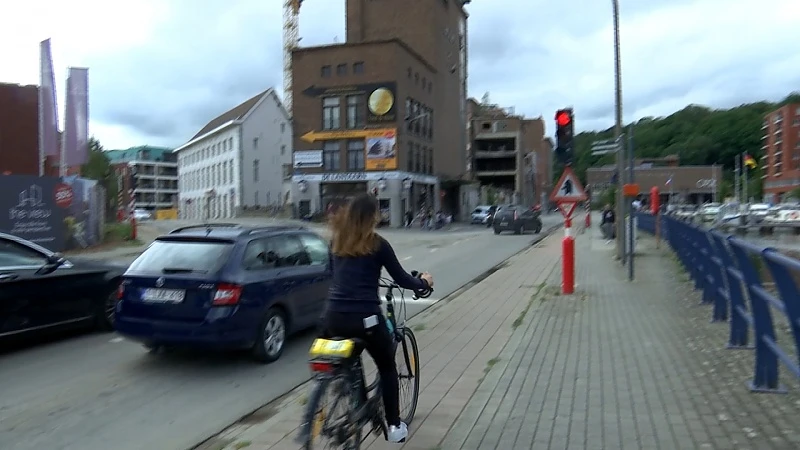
[290,171,439,227]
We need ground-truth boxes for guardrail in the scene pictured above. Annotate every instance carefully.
[635,212,800,393]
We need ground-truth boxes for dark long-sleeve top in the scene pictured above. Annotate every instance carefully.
[326,235,429,314]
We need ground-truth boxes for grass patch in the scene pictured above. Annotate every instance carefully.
[232,442,251,450]
[103,222,137,243]
[483,357,500,374]
[512,282,548,329]
[298,394,308,406]
[412,323,427,332]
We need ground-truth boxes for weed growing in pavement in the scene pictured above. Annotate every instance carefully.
[512,283,548,329]
[298,394,308,405]
[484,357,500,374]
[412,323,427,332]
[232,442,251,449]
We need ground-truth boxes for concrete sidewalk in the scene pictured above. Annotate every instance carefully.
[195,224,800,450]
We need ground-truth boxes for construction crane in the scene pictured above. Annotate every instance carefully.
[283,0,302,116]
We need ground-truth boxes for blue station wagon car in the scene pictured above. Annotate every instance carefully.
[114,224,332,363]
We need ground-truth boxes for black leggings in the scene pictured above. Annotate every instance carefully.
[321,311,400,426]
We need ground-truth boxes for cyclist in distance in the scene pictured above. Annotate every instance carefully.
[322,193,433,443]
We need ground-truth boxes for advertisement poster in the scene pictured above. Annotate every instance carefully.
[0,175,102,252]
[365,129,398,171]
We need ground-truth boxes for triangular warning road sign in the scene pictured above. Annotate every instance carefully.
[557,201,578,219]
[550,167,588,202]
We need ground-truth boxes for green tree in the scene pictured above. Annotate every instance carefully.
[81,137,119,214]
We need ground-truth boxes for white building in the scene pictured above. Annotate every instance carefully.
[175,88,292,220]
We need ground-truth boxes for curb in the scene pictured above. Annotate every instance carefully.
[188,222,564,450]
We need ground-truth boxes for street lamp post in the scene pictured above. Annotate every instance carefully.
[612,0,625,261]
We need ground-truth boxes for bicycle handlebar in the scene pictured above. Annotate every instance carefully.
[378,270,433,300]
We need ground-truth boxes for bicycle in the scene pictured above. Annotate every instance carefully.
[297,272,433,449]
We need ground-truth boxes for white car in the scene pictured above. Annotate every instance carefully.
[470,205,493,224]
[133,209,153,221]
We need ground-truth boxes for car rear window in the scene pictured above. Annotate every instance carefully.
[127,238,234,274]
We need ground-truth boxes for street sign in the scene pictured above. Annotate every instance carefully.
[550,166,588,203]
[556,201,578,219]
[300,128,395,143]
[590,138,622,156]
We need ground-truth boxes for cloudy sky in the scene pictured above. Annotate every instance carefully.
[1,0,797,150]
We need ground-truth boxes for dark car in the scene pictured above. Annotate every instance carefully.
[0,232,124,341]
[493,205,543,235]
[114,224,332,364]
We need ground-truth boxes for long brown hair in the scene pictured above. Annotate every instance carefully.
[330,193,380,257]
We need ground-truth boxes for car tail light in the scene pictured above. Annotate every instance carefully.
[309,361,333,373]
[213,283,242,306]
[116,284,125,299]
[513,210,519,220]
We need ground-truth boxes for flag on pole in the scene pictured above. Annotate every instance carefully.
[38,39,60,166]
[63,67,89,167]
[743,154,757,169]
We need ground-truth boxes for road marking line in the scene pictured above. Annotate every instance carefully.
[401,256,412,261]
[429,248,437,253]
[109,337,125,343]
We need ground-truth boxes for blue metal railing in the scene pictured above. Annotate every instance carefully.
[635,212,800,393]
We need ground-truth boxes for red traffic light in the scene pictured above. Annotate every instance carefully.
[556,110,571,127]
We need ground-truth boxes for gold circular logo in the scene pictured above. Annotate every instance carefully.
[368,87,394,116]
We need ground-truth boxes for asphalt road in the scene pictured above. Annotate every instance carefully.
[0,215,562,450]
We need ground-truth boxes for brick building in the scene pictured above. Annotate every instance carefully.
[467,98,551,207]
[761,103,800,201]
[290,0,469,226]
[0,83,39,176]
[587,156,723,205]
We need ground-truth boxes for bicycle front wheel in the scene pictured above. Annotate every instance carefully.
[395,327,420,424]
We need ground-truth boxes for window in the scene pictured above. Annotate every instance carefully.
[414,144,421,172]
[414,73,419,84]
[353,62,364,74]
[407,67,412,78]
[323,141,340,170]
[0,238,48,267]
[347,140,365,170]
[321,65,332,77]
[322,97,341,130]
[407,141,414,172]
[346,95,365,129]
[229,161,234,182]
[405,98,413,131]
[280,123,286,133]
[336,64,347,76]
[273,236,311,267]
[298,234,330,266]
[281,145,286,155]
[255,191,260,206]
[413,102,421,134]
[422,77,426,89]
[253,159,259,182]
[253,137,259,149]
[428,110,434,139]
[128,239,234,274]
[242,238,276,270]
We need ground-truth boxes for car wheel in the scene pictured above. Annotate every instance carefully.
[515,224,524,235]
[144,343,163,353]
[535,223,542,234]
[253,308,287,364]
[493,228,501,235]
[95,286,118,332]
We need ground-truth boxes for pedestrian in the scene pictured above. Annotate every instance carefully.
[600,204,616,241]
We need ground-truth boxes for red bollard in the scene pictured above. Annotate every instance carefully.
[131,217,138,241]
[562,218,575,294]
[585,211,591,228]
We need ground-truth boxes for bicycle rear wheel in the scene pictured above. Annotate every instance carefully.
[395,327,420,424]
[302,375,361,450]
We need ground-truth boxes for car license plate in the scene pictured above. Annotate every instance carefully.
[500,221,508,225]
[141,288,185,303]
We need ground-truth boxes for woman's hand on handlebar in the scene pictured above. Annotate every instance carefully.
[420,272,434,288]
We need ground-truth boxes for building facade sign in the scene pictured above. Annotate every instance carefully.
[293,150,323,168]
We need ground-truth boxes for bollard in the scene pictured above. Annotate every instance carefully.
[131,217,138,241]
[585,211,591,228]
[562,218,575,294]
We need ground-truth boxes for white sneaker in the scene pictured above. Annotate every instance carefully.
[387,422,408,443]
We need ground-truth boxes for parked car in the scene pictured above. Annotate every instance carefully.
[492,205,543,235]
[133,209,153,221]
[0,232,124,341]
[114,224,332,363]
[470,205,494,224]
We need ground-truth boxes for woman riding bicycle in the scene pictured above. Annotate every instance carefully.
[321,193,434,443]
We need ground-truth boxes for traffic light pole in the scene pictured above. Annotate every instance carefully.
[612,0,625,262]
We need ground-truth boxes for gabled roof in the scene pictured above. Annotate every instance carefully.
[189,89,272,141]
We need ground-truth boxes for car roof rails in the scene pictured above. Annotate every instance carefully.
[168,223,242,234]
[246,225,308,235]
